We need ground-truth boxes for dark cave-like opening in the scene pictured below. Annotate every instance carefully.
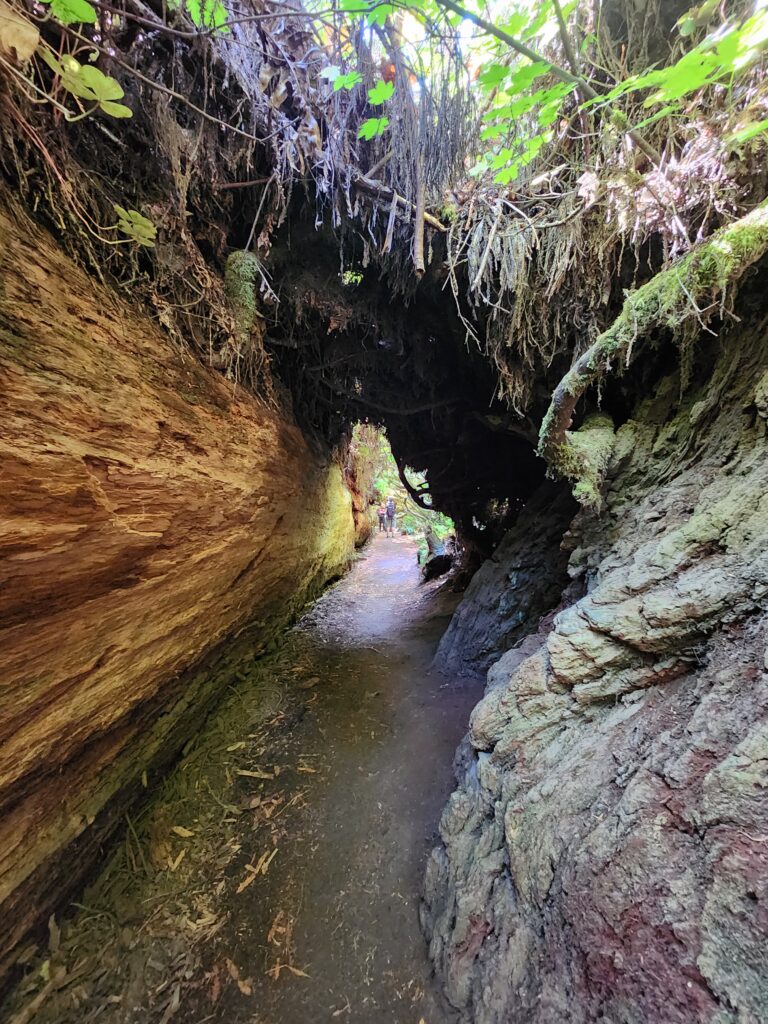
[257,205,549,557]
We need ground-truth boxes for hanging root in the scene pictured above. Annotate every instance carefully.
[538,199,768,500]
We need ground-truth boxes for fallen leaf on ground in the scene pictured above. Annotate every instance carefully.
[171,826,194,838]
[299,676,321,689]
[235,871,257,894]
[169,848,186,871]
[236,768,274,780]
[266,961,311,980]
[267,910,290,944]
[249,848,278,875]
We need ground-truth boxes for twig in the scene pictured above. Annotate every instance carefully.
[354,175,446,233]
[216,178,273,190]
[552,0,581,78]
[366,149,392,180]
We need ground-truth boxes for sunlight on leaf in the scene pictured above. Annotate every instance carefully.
[185,0,229,32]
[39,0,97,25]
[114,204,157,247]
[333,71,363,92]
[367,79,394,104]
[358,116,390,140]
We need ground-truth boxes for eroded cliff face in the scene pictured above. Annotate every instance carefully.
[0,202,355,979]
[423,323,768,1022]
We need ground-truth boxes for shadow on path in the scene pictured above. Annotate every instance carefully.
[206,534,481,1023]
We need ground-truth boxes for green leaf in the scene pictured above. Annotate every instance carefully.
[633,104,678,130]
[185,0,228,31]
[100,100,133,118]
[367,79,394,104]
[479,123,509,142]
[505,60,551,96]
[366,1,395,27]
[521,0,553,41]
[79,65,124,101]
[498,12,528,37]
[54,55,99,101]
[114,205,156,247]
[728,118,768,144]
[333,71,363,92]
[357,116,389,140]
[490,131,551,185]
[40,0,97,25]
[477,63,509,90]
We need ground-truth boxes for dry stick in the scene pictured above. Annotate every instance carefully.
[215,177,274,190]
[433,0,662,167]
[366,148,393,180]
[552,0,581,78]
[354,175,446,233]
[382,195,398,253]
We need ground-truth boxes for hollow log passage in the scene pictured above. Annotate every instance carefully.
[1,0,767,1020]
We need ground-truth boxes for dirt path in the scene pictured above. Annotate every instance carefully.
[205,534,480,1023]
[2,534,480,1024]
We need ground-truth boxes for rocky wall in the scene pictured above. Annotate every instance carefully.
[0,200,355,981]
[436,481,577,676]
[423,318,768,1022]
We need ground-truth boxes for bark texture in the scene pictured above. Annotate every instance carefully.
[423,319,768,1023]
[0,201,355,980]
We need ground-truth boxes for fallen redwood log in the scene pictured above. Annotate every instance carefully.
[0,199,355,984]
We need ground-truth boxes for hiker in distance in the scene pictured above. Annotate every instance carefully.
[377,503,387,532]
[385,496,396,537]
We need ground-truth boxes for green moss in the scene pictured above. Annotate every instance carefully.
[539,199,768,494]
[563,414,616,509]
[225,250,261,348]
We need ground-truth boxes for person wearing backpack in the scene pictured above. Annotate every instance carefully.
[377,503,387,532]
[385,496,396,537]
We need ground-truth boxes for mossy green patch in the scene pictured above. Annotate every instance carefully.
[539,199,768,501]
[225,250,262,349]
[567,414,616,509]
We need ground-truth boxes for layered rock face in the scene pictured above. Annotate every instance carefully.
[0,203,355,979]
[423,321,768,1022]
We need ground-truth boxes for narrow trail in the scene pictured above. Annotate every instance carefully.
[2,534,481,1024]
[200,533,481,1023]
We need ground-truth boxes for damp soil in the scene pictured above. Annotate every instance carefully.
[3,535,481,1024]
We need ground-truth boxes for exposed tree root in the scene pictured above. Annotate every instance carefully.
[538,199,768,504]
